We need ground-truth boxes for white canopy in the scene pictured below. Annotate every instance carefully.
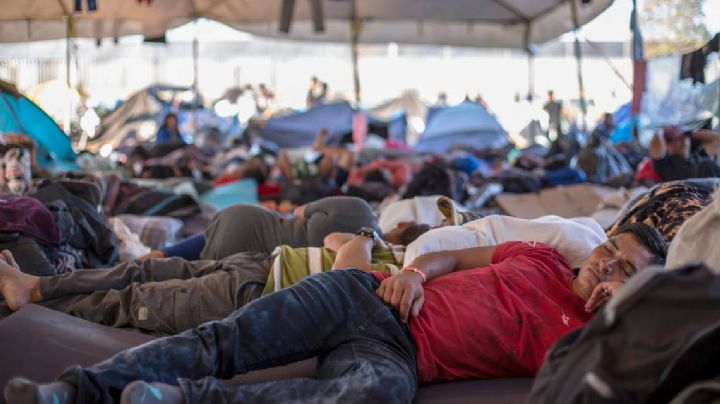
[0,0,612,48]
[225,0,614,48]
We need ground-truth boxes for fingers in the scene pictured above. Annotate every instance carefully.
[585,284,612,312]
[411,294,425,317]
[2,250,18,269]
[376,280,387,300]
[390,282,404,310]
[399,289,411,323]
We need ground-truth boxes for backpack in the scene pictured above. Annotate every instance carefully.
[528,263,720,404]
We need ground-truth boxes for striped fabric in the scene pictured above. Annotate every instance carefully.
[263,245,405,295]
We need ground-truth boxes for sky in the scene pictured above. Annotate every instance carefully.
[166,0,720,44]
[563,0,720,42]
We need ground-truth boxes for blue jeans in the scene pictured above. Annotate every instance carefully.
[58,270,418,403]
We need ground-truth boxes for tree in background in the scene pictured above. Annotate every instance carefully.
[641,0,711,56]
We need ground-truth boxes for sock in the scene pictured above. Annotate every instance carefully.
[3,378,75,404]
[120,381,183,404]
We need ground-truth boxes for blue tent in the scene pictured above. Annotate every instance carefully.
[0,80,76,167]
[255,102,354,148]
[415,101,510,153]
[610,102,633,144]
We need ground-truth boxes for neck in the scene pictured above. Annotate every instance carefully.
[571,277,591,302]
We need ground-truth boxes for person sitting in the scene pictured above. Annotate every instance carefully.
[142,196,381,261]
[155,113,185,145]
[4,223,667,403]
[0,224,424,335]
[650,126,720,182]
[589,112,616,146]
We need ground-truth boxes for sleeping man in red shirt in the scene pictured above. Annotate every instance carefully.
[4,223,667,404]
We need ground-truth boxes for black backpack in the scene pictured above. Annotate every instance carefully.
[528,263,720,403]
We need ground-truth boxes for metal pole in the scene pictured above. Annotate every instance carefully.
[570,0,587,132]
[192,20,199,106]
[65,17,73,136]
[350,0,361,106]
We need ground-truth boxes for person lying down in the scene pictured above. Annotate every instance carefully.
[3,223,666,404]
[2,212,598,335]
[0,228,409,335]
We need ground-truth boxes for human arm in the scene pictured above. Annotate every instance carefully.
[323,232,355,252]
[692,129,720,155]
[649,131,666,160]
[377,245,497,323]
[331,233,386,271]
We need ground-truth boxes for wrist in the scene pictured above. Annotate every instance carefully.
[401,266,427,284]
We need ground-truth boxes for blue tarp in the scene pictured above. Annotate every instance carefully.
[415,101,510,153]
[610,102,633,144]
[0,82,76,166]
[255,102,354,148]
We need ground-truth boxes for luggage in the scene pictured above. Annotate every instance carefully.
[529,263,720,403]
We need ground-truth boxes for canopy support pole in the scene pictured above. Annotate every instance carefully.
[570,0,587,132]
[192,19,199,107]
[350,0,362,106]
[630,0,645,145]
[65,16,74,136]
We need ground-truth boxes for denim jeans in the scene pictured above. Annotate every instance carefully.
[59,269,418,403]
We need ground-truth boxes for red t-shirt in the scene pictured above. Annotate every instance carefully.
[373,241,592,383]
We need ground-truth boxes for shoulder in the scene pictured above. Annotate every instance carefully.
[492,241,570,269]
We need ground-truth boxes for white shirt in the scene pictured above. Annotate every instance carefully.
[404,214,607,268]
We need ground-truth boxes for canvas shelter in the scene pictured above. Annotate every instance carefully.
[415,101,511,153]
[0,80,76,168]
[253,102,354,148]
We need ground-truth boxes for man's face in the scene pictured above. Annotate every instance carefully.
[575,232,655,299]
[384,221,413,245]
[604,114,615,129]
[667,135,691,158]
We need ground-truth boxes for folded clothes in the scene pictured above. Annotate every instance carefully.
[0,196,60,246]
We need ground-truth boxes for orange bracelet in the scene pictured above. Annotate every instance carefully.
[401,266,427,283]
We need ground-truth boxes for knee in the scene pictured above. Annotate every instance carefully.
[354,363,416,403]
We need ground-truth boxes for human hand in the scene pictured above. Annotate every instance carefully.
[585,281,623,312]
[376,271,425,323]
[0,249,19,270]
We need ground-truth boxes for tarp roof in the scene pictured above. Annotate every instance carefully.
[415,101,511,153]
[0,0,613,48]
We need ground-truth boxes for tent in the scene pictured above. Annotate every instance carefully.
[252,102,354,148]
[414,101,511,153]
[366,90,427,144]
[86,85,230,153]
[0,80,76,167]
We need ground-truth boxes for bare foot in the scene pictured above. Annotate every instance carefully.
[0,253,40,311]
[120,381,183,404]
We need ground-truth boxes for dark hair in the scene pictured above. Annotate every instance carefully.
[616,222,668,266]
[242,157,269,184]
[364,169,390,184]
[164,113,177,124]
[400,223,431,246]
